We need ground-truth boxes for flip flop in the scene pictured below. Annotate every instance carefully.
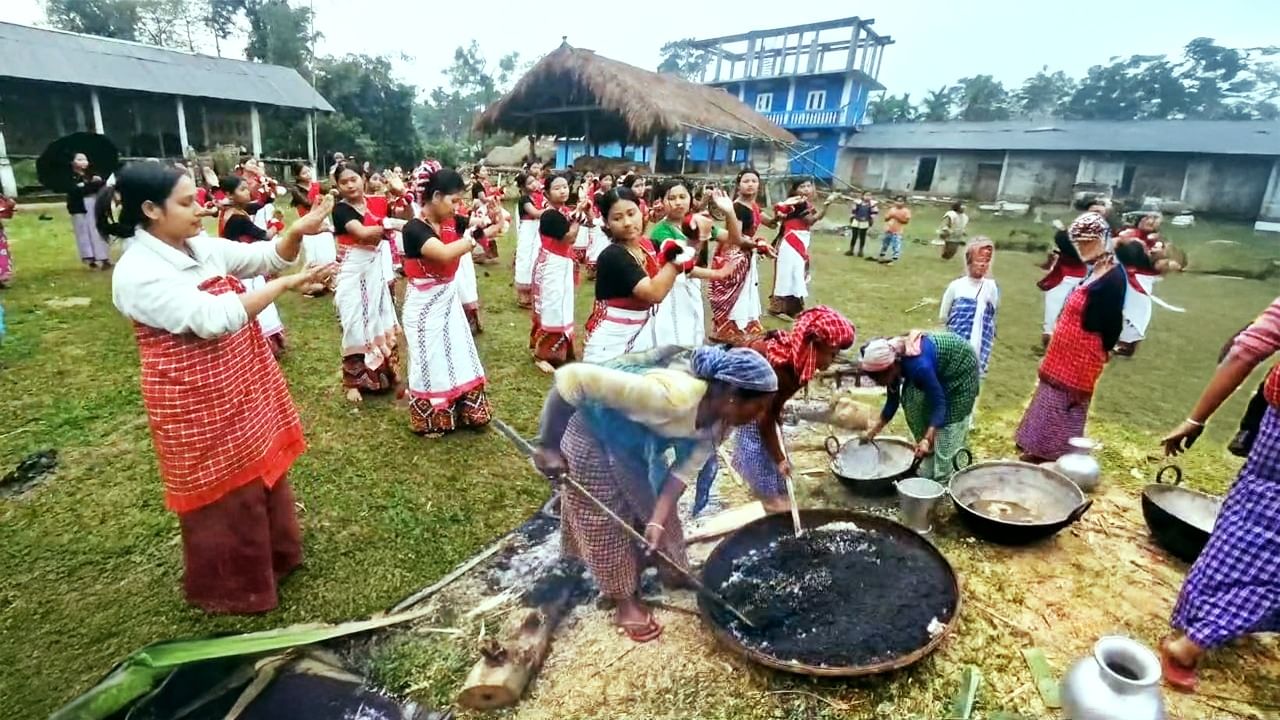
[616,613,663,643]
[1159,638,1199,693]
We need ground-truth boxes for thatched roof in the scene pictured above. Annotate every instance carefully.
[474,43,796,145]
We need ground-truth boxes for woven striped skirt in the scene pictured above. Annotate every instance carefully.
[1014,381,1090,461]
[730,423,785,499]
[1170,405,1280,648]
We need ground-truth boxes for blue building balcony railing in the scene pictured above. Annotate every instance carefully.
[762,106,858,129]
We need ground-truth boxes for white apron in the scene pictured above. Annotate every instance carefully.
[334,244,398,369]
[586,222,608,264]
[533,248,576,336]
[773,229,810,298]
[248,205,286,337]
[514,219,539,288]
[1043,276,1083,335]
[456,251,480,311]
[377,238,395,282]
[582,306,657,363]
[1119,273,1156,343]
[654,274,705,348]
[403,278,486,406]
[302,231,337,266]
[730,253,763,330]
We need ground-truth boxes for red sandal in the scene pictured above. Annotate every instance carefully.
[616,614,663,643]
[1159,638,1199,693]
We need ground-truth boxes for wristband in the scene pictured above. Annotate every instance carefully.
[1185,418,1205,428]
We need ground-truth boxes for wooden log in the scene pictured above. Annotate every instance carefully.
[456,571,580,710]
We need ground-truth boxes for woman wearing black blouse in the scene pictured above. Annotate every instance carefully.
[69,152,110,269]
[218,175,288,357]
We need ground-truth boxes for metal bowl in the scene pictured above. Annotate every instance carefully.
[1141,465,1221,563]
[826,435,919,496]
[949,461,1092,545]
[698,509,961,677]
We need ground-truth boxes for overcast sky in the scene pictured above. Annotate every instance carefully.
[5,0,1278,98]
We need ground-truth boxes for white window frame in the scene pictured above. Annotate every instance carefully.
[754,93,773,112]
[805,90,827,111]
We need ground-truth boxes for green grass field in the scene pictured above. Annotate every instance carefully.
[0,202,1277,717]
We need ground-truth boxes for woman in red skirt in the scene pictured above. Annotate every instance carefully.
[102,162,335,614]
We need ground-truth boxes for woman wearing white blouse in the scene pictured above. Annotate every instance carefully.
[102,162,334,614]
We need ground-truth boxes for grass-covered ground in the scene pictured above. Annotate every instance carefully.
[1,200,1277,717]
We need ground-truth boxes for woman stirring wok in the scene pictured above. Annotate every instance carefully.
[534,346,777,642]
[731,307,855,513]
[859,330,980,483]
[1157,294,1280,692]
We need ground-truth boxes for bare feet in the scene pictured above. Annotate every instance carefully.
[345,388,363,403]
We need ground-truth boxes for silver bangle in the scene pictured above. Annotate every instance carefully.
[1185,418,1205,428]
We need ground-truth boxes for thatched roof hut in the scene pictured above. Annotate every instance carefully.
[474,43,796,149]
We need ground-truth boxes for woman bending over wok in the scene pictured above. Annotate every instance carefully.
[731,306,855,513]
[533,345,777,642]
[859,330,980,483]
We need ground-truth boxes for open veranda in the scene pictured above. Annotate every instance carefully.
[1,198,1278,718]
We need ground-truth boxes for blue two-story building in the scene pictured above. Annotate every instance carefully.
[688,17,891,180]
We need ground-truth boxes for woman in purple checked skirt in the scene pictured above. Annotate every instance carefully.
[1157,295,1280,693]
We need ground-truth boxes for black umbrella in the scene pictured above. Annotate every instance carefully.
[36,132,120,193]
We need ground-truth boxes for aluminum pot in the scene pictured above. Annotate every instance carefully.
[825,435,918,496]
[1054,437,1103,492]
[1061,636,1166,720]
[949,460,1092,545]
[1141,465,1222,563]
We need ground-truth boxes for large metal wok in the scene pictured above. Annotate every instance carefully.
[825,435,919,496]
[698,509,961,677]
[949,460,1092,545]
[1141,465,1222,563]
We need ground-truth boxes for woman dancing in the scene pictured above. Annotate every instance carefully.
[531,207,583,367]
[581,188,682,363]
[770,178,832,318]
[332,162,405,403]
[709,169,775,343]
[217,175,289,357]
[68,152,110,269]
[514,173,548,307]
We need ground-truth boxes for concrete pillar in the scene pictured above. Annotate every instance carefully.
[0,125,16,197]
[996,151,1011,199]
[52,97,67,138]
[737,83,745,102]
[200,103,211,148]
[306,111,316,167]
[847,22,861,73]
[649,135,659,173]
[872,44,885,81]
[714,53,723,82]
[807,31,821,73]
[249,103,262,157]
[787,77,797,114]
[176,97,189,154]
[744,36,757,77]
[90,90,104,133]
[74,102,87,132]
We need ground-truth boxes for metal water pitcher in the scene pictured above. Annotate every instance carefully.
[1054,437,1102,492]
[1061,636,1165,720]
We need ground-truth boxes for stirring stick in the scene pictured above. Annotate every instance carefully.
[779,424,803,537]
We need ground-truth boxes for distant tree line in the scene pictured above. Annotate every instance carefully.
[867,39,1280,124]
[43,0,525,167]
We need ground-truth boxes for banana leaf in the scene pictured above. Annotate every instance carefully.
[52,607,438,720]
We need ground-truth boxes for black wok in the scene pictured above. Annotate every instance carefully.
[825,435,919,496]
[1141,465,1221,563]
[698,509,961,677]
[949,460,1092,545]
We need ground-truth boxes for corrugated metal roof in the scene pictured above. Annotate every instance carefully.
[845,119,1280,156]
[0,22,334,112]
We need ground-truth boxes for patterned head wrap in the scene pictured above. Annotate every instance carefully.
[763,306,856,383]
[690,346,778,392]
[1069,212,1110,243]
[965,237,995,274]
[413,159,442,203]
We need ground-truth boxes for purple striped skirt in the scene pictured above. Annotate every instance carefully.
[1170,405,1280,648]
[1014,381,1090,461]
[731,423,785,499]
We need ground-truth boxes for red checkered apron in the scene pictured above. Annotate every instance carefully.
[135,275,306,514]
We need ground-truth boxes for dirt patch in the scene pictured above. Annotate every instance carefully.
[1,449,57,497]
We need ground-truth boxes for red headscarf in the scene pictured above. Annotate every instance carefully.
[763,306,856,383]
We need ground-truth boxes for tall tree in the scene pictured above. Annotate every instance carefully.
[867,93,917,124]
[243,0,316,73]
[203,0,245,57]
[313,54,420,166]
[920,86,956,121]
[657,39,713,80]
[417,43,522,162]
[1177,37,1280,118]
[1016,68,1076,117]
[954,75,1012,121]
[45,0,144,41]
[1066,55,1186,120]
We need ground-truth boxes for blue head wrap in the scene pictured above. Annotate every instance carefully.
[689,346,778,392]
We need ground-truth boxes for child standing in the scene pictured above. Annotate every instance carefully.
[876,196,911,265]
[939,238,999,379]
[846,192,877,257]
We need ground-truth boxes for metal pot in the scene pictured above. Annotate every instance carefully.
[1141,465,1222,563]
[825,435,919,496]
[1061,636,1166,720]
[949,460,1093,545]
[1054,437,1103,492]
